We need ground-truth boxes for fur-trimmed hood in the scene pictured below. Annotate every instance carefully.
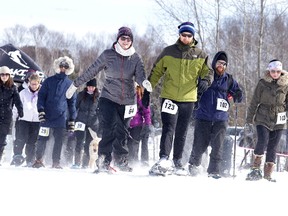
[53,56,75,75]
[263,70,288,86]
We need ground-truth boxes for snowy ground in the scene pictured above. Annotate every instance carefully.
[1,127,288,216]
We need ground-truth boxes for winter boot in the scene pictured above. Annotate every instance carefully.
[188,164,200,176]
[94,155,111,174]
[264,162,276,182]
[246,154,263,181]
[10,155,25,166]
[114,156,133,172]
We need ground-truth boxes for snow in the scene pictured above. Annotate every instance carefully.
[1,128,288,216]
[1,161,288,216]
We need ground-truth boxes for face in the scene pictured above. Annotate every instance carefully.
[87,86,96,92]
[118,35,132,50]
[59,62,69,73]
[0,73,10,83]
[269,69,281,79]
[179,32,193,45]
[215,60,227,75]
[29,80,40,91]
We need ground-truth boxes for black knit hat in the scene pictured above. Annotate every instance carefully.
[86,79,97,87]
[218,52,228,63]
[117,26,133,42]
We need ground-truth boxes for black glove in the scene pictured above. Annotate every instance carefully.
[18,110,24,118]
[142,89,150,108]
[38,111,45,122]
[233,90,243,103]
[197,80,209,95]
[67,121,75,132]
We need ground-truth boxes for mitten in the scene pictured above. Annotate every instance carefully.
[66,83,78,99]
[142,89,150,108]
[197,79,209,95]
[18,110,24,118]
[233,90,243,103]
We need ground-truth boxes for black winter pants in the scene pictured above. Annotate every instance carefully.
[189,119,228,174]
[159,99,194,160]
[98,98,131,163]
[255,125,283,163]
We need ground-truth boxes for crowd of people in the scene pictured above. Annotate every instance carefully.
[0,22,287,182]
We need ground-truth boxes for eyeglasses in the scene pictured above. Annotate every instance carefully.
[120,36,132,42]
[270,70,281,74]
[0,73,10,77]
[180,33,193,38]
[216,61,227,67]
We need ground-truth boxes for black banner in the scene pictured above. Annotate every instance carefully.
[0,43,44,83]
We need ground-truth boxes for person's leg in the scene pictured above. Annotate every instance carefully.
[52,128,65,168]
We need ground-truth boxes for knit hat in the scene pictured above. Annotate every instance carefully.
[117,26,133,42]
[178,22,196,35]
[0,66,11,75]
[218,52,228,64]
[268,59,282,71]
[86,79,97,87]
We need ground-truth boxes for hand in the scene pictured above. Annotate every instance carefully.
[67,121,75,132]
[142,80,152,92]
[233,90,243,103]
[66,83,77,99]
[38,111,45,122]
[197,80,209,95]
[18,110,24,118]
[142,89,150,108]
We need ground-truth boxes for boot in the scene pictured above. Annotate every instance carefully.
[114,155,133,172]
[71,151,81,169]
[94,155,111,174]
[246,154,263,181]
[264,162,276,182]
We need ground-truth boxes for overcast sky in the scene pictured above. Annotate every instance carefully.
[0,0,159,37]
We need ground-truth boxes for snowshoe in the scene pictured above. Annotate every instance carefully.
[32,160,45,168]
[246,168,262,181]
[263,176,276,182]
[188,164,200,176]
[94,155,113,174]
[173,159,188,176]
[149,158,173,176]
[10,155,25,166]
[208,173,222,179]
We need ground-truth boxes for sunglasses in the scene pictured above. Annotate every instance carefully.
[0,73,10,77]
[180,33,193,38]
[120,36,132,42]
[270,70,281,74]
[216,61,227,67]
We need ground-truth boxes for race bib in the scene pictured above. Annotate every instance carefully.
[124,104,137,118]
[75,121,86,131]
[161,99,178,115]
[39,127,49,137]
[276,112,286,125]
[216,98,229,112]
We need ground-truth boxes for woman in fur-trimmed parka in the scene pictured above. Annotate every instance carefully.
[246,59,288,182]
[32,56,77,169]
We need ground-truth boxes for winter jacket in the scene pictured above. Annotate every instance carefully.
[129,95,151,128]
[0,84,23,134]
[148,39,213,102]
[195,51,243,121]
[246,70,288,131]
[75,89,99,130]
[37,72,77,128]
[73,43,146,105]
[18,87,40,122]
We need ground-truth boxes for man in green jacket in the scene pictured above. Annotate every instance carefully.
[144,21,213,176]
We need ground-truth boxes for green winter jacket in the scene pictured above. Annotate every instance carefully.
[246,70,288,130]
[149,39,213,102]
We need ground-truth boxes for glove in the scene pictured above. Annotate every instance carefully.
[197,79,209,95]
[142,79,152,92]
[67,121,75,132]
[38,111,46,122]
[66,83,78,99]
[142,89,150,108]
[233,90,243,103]
[18,110,24,118]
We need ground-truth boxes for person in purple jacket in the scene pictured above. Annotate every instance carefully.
[127,85,152,167]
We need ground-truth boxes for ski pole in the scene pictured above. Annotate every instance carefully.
[232,104,238,178]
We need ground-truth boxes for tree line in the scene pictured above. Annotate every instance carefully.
[1,0,288,126]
